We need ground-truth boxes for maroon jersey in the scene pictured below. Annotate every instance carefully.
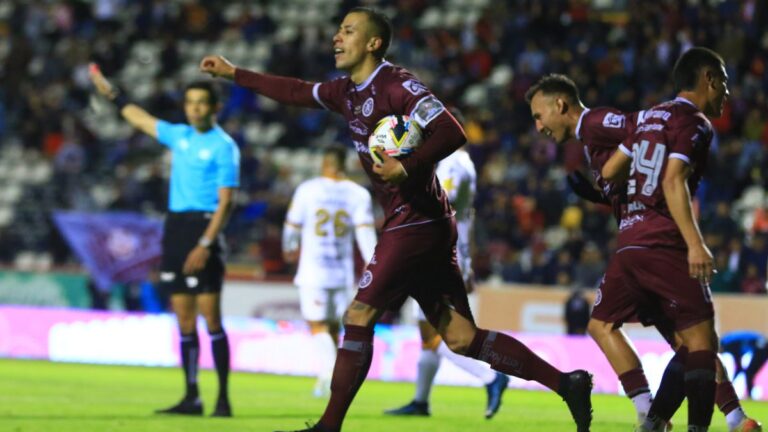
[312,62,452,230]
[577,107,638,222]
[617,97,713,249]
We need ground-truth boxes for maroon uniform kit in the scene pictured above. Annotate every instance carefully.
[614,97,715,331]
[235,62,471,323]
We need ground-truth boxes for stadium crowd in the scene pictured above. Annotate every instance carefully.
[1,0,768,295]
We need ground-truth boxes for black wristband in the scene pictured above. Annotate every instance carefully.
[112,92,129,111]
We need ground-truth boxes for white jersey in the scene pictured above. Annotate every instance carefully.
[285,177,375,289]
[436,150,476,278]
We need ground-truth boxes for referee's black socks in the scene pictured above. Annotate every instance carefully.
[180,332,200,400]
[210,329,230,402]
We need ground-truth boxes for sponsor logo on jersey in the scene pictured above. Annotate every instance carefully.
[358,270,373,289]
[349,119,368,135]
[602,112,625,129]
[353,140,369,154]
[362,97,374,117]
[402,79,428,95]
[619,214,644,231]
[412,95,445,127]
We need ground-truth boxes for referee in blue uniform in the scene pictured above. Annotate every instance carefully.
[90,64,240,417]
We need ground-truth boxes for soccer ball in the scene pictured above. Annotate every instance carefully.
[368,115,422,163]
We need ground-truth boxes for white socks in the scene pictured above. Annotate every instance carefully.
[313,332,337,382]
[437,341,497,384]
[414,348,440,402]
[725,407,746,431]
[631,391,653,424]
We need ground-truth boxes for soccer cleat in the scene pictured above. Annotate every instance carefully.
[559,370,593,432]
[484,372,509,419]
[154,397,203,415]
[383,400,431,416]
[274,421,338,432]
[732,418,763,432]
[211,398,232,417]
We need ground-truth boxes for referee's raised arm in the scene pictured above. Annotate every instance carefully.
[89,63,158,138]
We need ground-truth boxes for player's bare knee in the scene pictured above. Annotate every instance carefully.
[203,315,222,334]
[587,318,611,340]
[342,301,378,327]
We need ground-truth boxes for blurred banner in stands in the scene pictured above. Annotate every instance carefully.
[53,212,162,292]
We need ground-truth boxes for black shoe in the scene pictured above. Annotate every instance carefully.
[211,398,232,417]
[484,372,509,419]
[383,400,430,416]
[274,421,337,432]
[559,370,593,432]
[155,397,203,416]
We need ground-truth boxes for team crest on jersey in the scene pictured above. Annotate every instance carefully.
[602,112,625,129]
[358,270,373,289]
[402,79,428,95]
[349,119,368,135]
[362,97,374,117]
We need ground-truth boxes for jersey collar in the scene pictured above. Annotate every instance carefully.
[355,61,391,91]
[575,108,590,140]
[673,96,698,109]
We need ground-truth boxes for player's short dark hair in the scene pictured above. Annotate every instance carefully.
[323,145,347,172]
[185,81,219,106]
[672,47,725,92]
[349,7,392,60]
[524,74,581,106]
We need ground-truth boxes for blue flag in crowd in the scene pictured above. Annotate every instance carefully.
[53,211,163,291]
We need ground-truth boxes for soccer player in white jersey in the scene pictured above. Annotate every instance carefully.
[385,112,509,419]
[282,145,377,398]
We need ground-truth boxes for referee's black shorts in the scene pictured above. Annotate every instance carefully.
[159,211,225,295]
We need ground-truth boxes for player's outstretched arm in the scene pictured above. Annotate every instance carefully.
[89,63,158,138]
[200,55,320,109]
[662,158,713,282]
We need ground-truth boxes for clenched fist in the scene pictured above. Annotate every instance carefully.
[200,55,236,80]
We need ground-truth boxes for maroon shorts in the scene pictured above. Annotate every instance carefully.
[355,217,474,326]
[614,246,714,332]
[591,255,676,345]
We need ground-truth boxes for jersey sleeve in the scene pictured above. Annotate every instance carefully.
[582,108,633,149]
[313,77,348,114]
[155,120,188,149]
[668,113,712,164]
[215,140,241,188]
[285,184,307,226]
[352,188,375,227]
[388,77,446,131]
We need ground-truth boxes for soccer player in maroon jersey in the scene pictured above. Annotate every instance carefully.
[527,73,761,432]
[601,47,732,432]
[201,8,592,432]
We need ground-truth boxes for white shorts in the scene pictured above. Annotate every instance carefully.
[299,285,350,322]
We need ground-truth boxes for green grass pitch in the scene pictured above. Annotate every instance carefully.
[1,359,766,431]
